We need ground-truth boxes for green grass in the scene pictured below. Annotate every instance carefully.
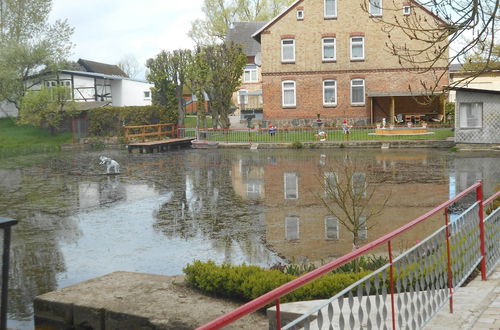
[183,115,213,128]
[0,118,72,158]
[197,126,454,143]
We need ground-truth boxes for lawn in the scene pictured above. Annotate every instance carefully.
[0,118,72,158]
[191,126,455,143]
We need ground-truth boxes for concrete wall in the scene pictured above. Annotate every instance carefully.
[455,90,500,144]
[259,0,449,123]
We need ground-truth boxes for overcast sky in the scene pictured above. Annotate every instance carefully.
[50,0,204,78]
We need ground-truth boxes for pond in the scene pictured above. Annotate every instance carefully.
[1,148,499,328]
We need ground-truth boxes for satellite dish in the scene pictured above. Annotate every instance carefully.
[254,52,262,66]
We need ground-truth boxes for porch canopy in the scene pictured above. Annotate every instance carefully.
[367,91,446,124]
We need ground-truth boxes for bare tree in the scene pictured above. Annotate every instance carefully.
[361,0,499,94]
[319,160,389,255]
[117,54,142,79]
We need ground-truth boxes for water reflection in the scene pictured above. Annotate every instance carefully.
[0,149,498,328]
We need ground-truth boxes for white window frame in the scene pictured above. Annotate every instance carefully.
[243,67,258,82]
[281,39,295,62]
[238,89,248,104]
[324,0,337,18]
[325,216,339,240]
[282,81,296,107]
[350,36,365,60]
[285,216,300,240]
[403,5,411,15]
[459,102,483,128]
[297,10,304,20]
[284,172,298,199]
[323,80,337,106]
[322,38,336,61]
[351,79,365,105]
[369,0,383,16]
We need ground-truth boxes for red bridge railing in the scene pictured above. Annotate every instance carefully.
[197,181,500,329]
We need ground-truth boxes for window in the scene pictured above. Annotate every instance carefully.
[281,39,295,62]
[282,81,296,107]
[297,10,304,20]
[351,79,365,105]
[324,172,338,197]
[323,80,337,106]
[369,0,382,16]
[322,38,336,61]
[284,172,298,199]
[403,5,411,15]
[285,216,300,240]
[352,172,367,197]
[459,102,482,128]
[238,89,248,104]
[144,91,151,98]
[350,37,364,60]
[325,216,339,240]
[243,66,258,82]
[324,0,337,18]
[358,216,368,240]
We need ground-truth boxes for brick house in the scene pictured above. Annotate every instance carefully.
[252,0,449,126]
[226,21,268,122]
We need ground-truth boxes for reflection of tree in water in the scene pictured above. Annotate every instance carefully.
[0,165,80,320]
[153,152,274,265]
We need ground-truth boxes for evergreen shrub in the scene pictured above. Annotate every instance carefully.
[183,260,371,303]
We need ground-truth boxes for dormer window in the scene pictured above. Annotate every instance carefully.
[297,10,304,20]
[403,5,411,15]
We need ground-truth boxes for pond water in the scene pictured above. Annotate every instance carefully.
[1,148,499,328]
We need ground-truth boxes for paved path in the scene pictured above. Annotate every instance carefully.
[425,265,500,330]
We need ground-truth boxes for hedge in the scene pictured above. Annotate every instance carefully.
[87,105,178,137]
[183,260,371,304]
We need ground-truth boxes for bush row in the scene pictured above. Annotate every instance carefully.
[183,260,371,304]
[87,106,178,137]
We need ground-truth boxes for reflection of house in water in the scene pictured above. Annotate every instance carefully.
[231,157,265,201]
[259,151,450,264]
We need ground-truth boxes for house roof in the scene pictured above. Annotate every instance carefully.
[252,0,446,40]
[60,70,150,84]
[77,59,129,77]
[450,87,500,95]
[449,63,462,72]
[226,21,268,56]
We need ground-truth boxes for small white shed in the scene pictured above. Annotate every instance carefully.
[454,87,500,144]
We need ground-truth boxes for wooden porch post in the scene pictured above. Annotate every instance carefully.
[440,94,446,117]
[370,97,374,124]
[390,96,395,124]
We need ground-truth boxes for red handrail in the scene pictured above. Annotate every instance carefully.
[483,190,500,207]
[197,182,483,330]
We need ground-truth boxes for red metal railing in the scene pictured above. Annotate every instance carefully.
[197,181,498,329]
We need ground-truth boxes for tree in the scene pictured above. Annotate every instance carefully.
[462,43,500,72]
[18,85,76,134]
[203,42,247,128]
[319,160,389,257]
[185,47,210,135]
[117,54,142,79]
[146,49,192,126]
[0,0,74,108]
[189,0,293,44]
[360,0,500,93]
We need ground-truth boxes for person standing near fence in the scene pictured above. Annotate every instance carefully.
[342,119,351,140]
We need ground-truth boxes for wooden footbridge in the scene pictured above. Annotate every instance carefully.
[124,124,195,153]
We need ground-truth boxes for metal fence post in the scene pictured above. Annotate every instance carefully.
[388,240,396,330]
[1,218,17,330]
[444,207,454,313]
[476,180,486,280]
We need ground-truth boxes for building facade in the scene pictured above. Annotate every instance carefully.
[253,0,449,126]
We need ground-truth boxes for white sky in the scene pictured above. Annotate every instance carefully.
[50,0,205,78]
